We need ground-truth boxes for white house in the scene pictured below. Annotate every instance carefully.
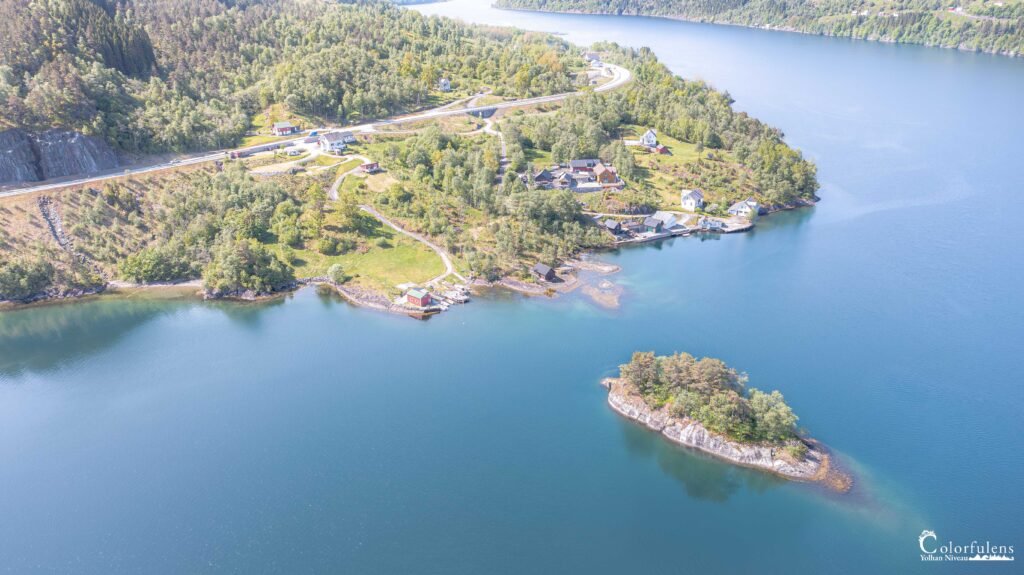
[640,128,658,148]
[651,211,678,230]
[438,78,451,92]
[680,189,705,212]
[727,198,760,219]
[318,132,348,153]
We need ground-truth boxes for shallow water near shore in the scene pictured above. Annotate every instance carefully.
[2,2,1023,573]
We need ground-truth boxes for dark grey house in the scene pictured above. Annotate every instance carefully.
[532,263,556,282]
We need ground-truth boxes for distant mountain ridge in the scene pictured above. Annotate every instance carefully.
[496,0,1024,57]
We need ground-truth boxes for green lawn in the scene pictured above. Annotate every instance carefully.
[524,147,554,168]
[241,134,292,147]
[312,155,346,168]
[334,158,363,175]
[280,227,444,293]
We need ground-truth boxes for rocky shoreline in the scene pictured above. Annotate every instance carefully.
[601,377,852,491]
[0,278,435,318]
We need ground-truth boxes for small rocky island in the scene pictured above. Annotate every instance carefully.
[603,352,852,492]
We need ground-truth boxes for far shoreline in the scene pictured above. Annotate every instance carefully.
[492,5,1022,59]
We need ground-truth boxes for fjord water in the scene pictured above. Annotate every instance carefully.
[2,4,1022,574]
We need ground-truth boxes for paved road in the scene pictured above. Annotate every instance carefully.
[1,63,631,199]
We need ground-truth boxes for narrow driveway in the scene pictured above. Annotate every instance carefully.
[359,204,466,285]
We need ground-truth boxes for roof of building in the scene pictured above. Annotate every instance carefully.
[643,216,662,228]
[534,169,553,181]
[643,128,657,138]
[682,189,704,200]
[407,288,429,299]
[604,219,621,230]
[532,263,553,276]
[652,211,677,224]
[272,121,294,129]
[320,132,347,143]
[568,159,598,168]
[729,200,753,212]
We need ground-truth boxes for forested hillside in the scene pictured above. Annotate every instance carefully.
[496,0,1024,56]
[0,0,582,152]
[503,44,818,209]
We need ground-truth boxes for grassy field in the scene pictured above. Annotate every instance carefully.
[524,147,555,168]
[334,158,364,176]
[243,104,317,147]
[621,126,756,211]
[281,205,444,292]
[283,234,443,293]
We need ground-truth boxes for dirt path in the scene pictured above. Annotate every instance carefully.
[328,155,371,200]
[482,118,508,184]
[358,204,466,285]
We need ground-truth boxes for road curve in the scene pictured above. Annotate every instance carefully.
[0,64,632,199]
[358,204,466,285]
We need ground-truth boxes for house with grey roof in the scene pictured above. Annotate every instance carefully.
[271,121,298,136]
[568,159,599,173]
[651,211,678,229]
[532,263,556,282]
[727,198,760,219]
[640,128,658,148]
[681,189,705,212]
[318,132,348,152]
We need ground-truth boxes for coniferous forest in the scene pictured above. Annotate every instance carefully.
[497,0,1024,56]
[0,0,582,152]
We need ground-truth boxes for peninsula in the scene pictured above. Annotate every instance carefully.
[0,0,818,312]
[604,351,852,491]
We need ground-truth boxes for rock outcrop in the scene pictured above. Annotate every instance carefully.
[602,377,851,490]
[0,129,119,185]
[0,129,42,183]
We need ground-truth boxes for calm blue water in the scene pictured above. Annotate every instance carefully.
[2,2,1022,572]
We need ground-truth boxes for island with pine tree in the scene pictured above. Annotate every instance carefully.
[603,351,852,491]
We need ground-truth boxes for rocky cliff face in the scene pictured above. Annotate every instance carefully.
[0,129,119,185]
[0,130,42,183]
[602,378,847,487]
